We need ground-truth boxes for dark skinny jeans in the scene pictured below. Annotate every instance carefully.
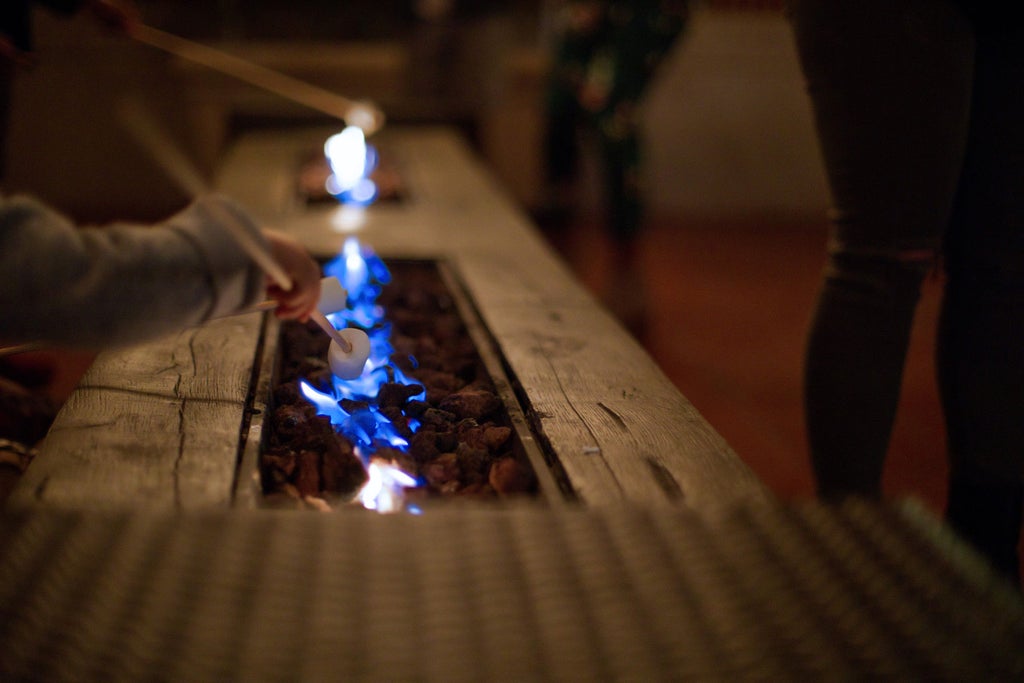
[789,0,1024,583]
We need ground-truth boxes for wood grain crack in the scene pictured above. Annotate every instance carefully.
[597,402,628,431]
[174,398,186,510]
[543,355,622,493]
[33,475,50,501]
[172,339,196,509]
[644,456,685,501]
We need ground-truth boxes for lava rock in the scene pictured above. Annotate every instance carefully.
[489,457,536,495]
[438,389,502,420]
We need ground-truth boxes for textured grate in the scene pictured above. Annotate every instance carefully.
[1,500,1021,681]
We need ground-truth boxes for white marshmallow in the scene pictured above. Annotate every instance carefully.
[328,327,371,379]
[317,276,349,314]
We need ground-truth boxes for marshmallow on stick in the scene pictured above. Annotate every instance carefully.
[328,327,372,380]
[202,203,372,379]
[315,277,372,380]
[317,276,349,313]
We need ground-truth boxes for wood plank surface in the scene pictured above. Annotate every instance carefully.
[10,313,263,509]
[485,303,762,507]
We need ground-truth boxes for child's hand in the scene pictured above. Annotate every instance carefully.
[263,230,321,321]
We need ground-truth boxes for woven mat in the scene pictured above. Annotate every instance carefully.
[1,499,1021,681]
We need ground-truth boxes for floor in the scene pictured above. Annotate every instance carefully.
[547,212,950,515]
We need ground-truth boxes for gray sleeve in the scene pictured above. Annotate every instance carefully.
[0,193,266,349]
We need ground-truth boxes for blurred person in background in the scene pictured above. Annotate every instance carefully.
[540,0,690,334]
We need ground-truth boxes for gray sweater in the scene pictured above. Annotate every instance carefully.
[1,193,266,348]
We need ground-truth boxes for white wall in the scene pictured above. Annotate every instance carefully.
[642,10,829,218]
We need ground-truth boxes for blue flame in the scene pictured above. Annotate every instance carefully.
[299,381,346,426]
[298,237,424,511]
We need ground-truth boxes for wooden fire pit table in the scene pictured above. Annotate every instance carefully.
[10,126,764,511]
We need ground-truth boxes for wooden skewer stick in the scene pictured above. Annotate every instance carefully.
[309,310,354,352]
[118,98,353,353]
[0,342,46,358]
[131,24,384,134]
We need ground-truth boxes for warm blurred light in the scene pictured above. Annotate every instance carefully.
[329,205,368,234]
[345,102,383,134]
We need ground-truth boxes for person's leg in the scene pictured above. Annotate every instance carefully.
[593,107,648,334]
[596,108,642,245]
[540,77,583,226]
[594,0,685,247]
[789,0,973,499]
[938,25,1024,585]
[945,474,1023,584]
[538,8,603,234]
